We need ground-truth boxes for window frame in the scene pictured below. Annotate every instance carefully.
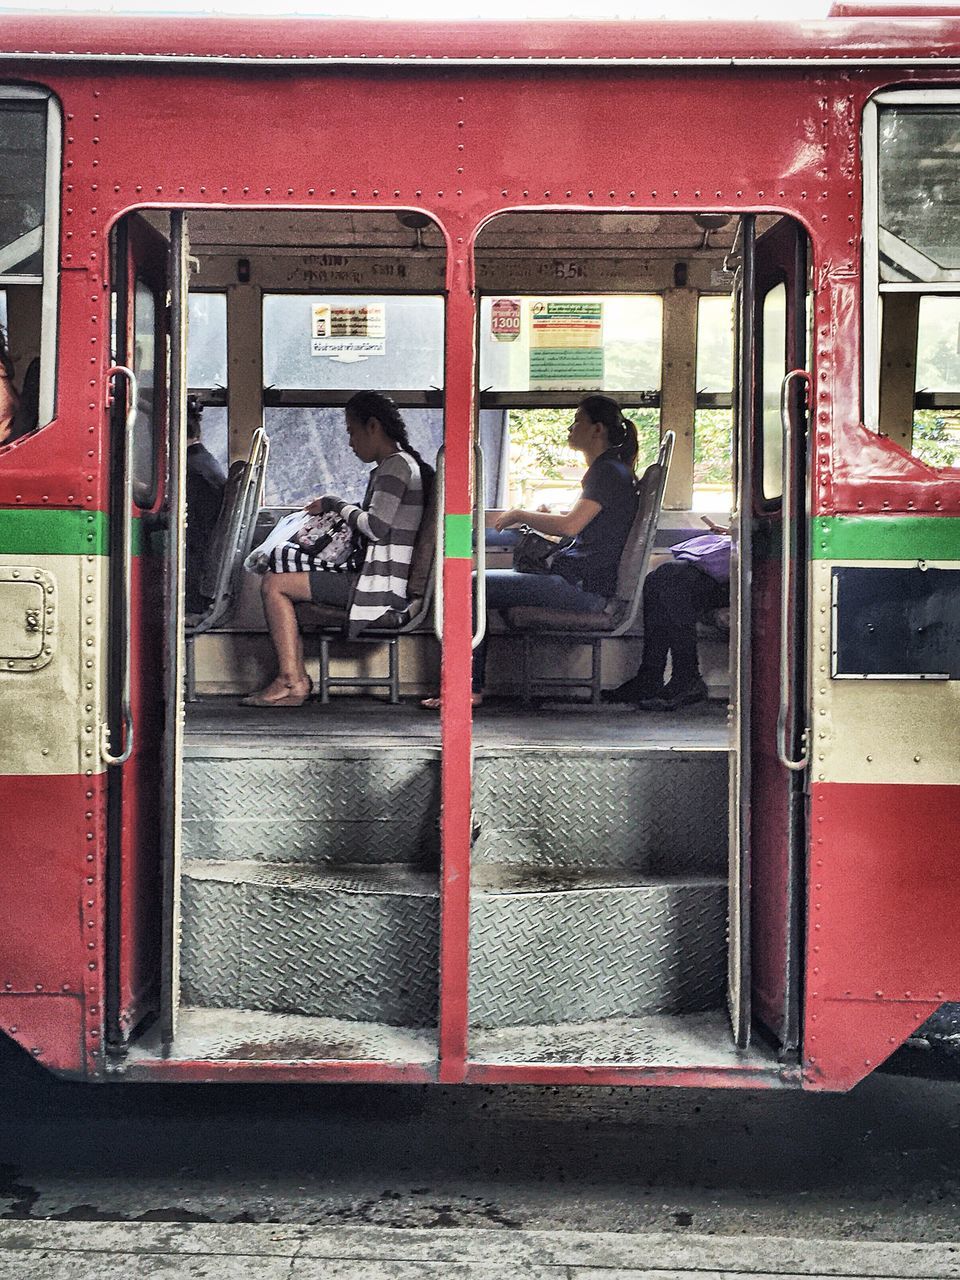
[863,88,960,432]
[0,85,61,430]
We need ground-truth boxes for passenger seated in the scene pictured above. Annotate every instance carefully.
[424,394,639,708]
[10,356,39,440]
[0,327,19,446]
[242,391,431,708]
[603,518,731,711]
[185,396,227,615]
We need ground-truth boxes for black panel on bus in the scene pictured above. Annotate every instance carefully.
[831,566,960,679]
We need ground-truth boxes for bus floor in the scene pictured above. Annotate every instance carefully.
[182,695,729,750]
[159,696,759,1081]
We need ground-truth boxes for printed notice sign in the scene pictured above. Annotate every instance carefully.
[490,297,521,342]
[312,303,386,359]
[529,300,603,386]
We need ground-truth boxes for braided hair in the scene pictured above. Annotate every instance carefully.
[578,394,639,471]
[344,391,435,498]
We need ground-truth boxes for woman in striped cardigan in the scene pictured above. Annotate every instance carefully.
[242,392,431,708]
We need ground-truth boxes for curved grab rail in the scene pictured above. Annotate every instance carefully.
[432,445,445,643]
[777,368,811,774]
[472,442,487,652]
[100,364,138,767]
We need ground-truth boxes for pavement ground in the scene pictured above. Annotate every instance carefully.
[3,1222,960,1280]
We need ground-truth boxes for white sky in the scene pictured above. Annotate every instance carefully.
[0,0,836,20]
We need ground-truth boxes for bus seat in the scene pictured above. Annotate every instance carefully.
[500,431,675,705]
[185,426,269,700]
[295,477,438,704]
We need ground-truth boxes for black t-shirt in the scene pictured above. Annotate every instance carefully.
[185,442,227,612]
[552,450,638,598]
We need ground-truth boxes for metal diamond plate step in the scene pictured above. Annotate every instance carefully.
[472,752,726,874]
[181,860,439,1026]
[469,870,726,1028]
[468,1012,777,1070]
[182,755,440,865]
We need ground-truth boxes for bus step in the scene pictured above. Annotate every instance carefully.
[472,751,727,874]
[180,860,438,1026]
[469,869,726,1028]
[181,753,440,866]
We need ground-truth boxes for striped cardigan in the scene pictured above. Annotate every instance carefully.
[327,450,424,635]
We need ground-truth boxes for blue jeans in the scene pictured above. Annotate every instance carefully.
[473,570,606,692]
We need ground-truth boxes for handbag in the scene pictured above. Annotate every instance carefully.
[294,510,358,565]
[512,525,564,575]
[244,509,362,575]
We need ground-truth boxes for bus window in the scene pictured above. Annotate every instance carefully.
[260,292,445,506]
[0,90,60,436]
[695,294,734,513]
[132,278,160,507]
[477,294,662,510]
[866,92,960,467]
[478,294,662,394]
[760,283,787,501]
[913,296,960,469]
[263,293,444,392]
[187,291,228,474]
[262,405,444,507]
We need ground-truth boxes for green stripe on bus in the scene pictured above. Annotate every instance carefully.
[0,509,108,556]
[444,513,473,559]
[813,516,960,561]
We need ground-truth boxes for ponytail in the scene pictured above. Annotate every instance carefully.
[0,326,14,383]
[578,394,639,471]
[344,390,435,499]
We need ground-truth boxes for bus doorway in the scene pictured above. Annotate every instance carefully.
[108,208,452,1074]
[463,211,810,1078]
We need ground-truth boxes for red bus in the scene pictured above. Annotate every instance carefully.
[0,3,958,1091]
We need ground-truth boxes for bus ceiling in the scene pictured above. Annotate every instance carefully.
[140,208,785,294]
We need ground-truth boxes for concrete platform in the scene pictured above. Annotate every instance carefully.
[2,1222,959,1279]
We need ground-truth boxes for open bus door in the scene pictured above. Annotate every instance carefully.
[160,212,189,1045]
[730,214,809,1053]
[105,211,188,1053]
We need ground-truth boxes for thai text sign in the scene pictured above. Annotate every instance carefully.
[312,303,386,358]
[529,300,603,386]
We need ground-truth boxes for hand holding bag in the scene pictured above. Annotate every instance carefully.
[294,510,358,566]
[511,525,565,575]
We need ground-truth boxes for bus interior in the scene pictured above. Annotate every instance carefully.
[114,205,810,1072]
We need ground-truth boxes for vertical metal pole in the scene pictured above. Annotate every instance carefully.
[728,213,755,1050]
[438,256,476,1083]
[160,211,188,1045]
[104,220,130,1056]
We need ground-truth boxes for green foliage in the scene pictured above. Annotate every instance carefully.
[913,410,960,469]
[507,407,662,479]
[694,409,733,486]
[505,405,735,505]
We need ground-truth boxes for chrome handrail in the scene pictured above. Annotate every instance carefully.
[777,368,811,773]
[100,364,138,767]
[432,445,445,642]
[472,442,487,652]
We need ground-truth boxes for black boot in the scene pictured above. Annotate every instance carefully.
[600,671,665,705]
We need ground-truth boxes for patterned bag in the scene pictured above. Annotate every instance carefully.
[294,510,357,564]
[265,510,364,575]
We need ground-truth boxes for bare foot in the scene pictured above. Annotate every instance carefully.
[420,692,483,710]
[241,675,313,707]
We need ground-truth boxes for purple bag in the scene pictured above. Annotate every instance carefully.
[670,533,731,584]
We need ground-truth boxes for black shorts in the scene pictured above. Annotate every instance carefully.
[307,570,356,608]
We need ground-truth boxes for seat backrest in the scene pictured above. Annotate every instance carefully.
[191,426,269,632]
[610,430,675,633]
[404,471,439,623]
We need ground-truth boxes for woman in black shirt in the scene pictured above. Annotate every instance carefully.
[435,395,639,706]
